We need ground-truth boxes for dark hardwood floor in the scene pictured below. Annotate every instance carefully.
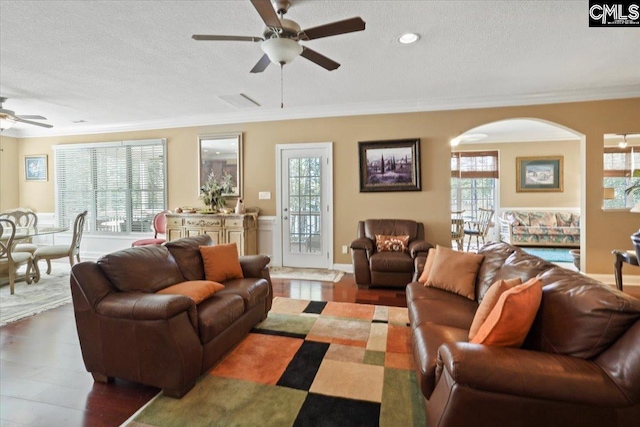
[1,273,639,427]
[0,274,406,427]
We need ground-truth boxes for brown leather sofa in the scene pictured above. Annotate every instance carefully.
[350,219,433,288]
[407,242,640,427]
[70,234,272,398]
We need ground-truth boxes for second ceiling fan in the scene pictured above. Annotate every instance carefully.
[192,0,366,73]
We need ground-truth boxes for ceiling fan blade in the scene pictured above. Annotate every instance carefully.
[17,114,47,120]
[14,117,53,128]
[300,17,365,40]
[250,54,271,73]
[250,0,282,29]
[300,47,340,71]
[192,35,263,42]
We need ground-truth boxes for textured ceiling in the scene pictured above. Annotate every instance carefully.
[1,0,639,138]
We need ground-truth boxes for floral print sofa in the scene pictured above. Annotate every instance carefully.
[498,210,580,247]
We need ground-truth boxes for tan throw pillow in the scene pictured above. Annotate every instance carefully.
[199,243,244,282]
[426,245,484,300]
[157,280,225,304]
[375,234,409,253]
[468,277,522,340]
[470,278,543,347]
[418,248,436,284]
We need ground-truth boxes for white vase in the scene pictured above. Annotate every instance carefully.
[235,198,245,214]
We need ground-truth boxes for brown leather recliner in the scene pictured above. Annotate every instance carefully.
[350,219,433,288]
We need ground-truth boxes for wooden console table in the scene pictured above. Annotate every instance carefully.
[166,213,257,256]
[612,250,638,291]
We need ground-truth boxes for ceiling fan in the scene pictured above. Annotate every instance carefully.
[192,0,366,73]
[0,97,53,130]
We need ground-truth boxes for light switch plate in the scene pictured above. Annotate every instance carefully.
[258,191,271,200]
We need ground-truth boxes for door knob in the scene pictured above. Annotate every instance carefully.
[284,208,288,212]
[284,216,288,220]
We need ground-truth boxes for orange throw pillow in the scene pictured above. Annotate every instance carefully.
[468,277,522,340]
[157,280,225,304]
[418,248,436,284]
[375,234,410,252]
[425,245,484,300]
[470,278,543,347]
[199,243,244,282]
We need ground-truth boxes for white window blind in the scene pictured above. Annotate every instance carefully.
[54,139,167,233]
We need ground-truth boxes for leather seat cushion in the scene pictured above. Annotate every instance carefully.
[165,234,213,281]
[218,278,269,310]
[370,251,413,273]
[408,295,477,330]
[197,293,245,344]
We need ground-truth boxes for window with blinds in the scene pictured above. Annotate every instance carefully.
[54,139,167,233]
[603,146,640,209]
[451,151,499,221]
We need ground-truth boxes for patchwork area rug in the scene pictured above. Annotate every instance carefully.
[126,297,425,427]
[269,266,345,283]
[0,262,72,326]
[522,247,573,263]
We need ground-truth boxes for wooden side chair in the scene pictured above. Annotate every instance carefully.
[464,208,495,251]
[451,210,465,250]
[33,211,87,276]
[131,210,170,247]
[0,219,34,294]
[0,208,38,254]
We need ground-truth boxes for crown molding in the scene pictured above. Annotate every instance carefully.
[6,85,640,139]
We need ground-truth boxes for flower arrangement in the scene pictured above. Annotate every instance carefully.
[200,172,234,211]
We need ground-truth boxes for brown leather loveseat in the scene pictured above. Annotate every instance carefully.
[70,234,272,398]
[350,219,432,288]
[407,242,640,426]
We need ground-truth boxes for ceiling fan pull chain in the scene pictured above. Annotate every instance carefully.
[280,62,284,109]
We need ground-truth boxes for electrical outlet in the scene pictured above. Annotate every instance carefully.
[258,191,271,200]
[342,245,349,254]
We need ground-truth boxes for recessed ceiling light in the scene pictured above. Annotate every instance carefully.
[398,33,420,44]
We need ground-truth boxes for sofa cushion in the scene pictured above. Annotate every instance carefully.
[375,234,409,252]
[475,242,518,302]
[529,212,557,227]
[157,280,225,305]
[197,293,246,344]
[492,249,553,284]
[524,268,640,359]
[469,277,522,340]
[471,278,543,347]
[217,278,270,310]
[97,245,184,293]
[369,251,414,272]
[417,248,436,284]
[408,293,477,330]
[165,234,213,281]
[556,212,573,227]
[425,246,484,300]
[200,243,244,282]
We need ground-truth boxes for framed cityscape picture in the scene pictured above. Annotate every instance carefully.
[358,138,421,192]
[24,155,48,181]
[516,156,563,192]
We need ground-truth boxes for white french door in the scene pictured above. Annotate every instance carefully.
[277,143,333,269]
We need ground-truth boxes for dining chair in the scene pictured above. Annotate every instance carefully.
[464,208,495,251]
[131,210,170,247]
[33,210,87,275]
[0,219,34,294]
[0,208,38,254]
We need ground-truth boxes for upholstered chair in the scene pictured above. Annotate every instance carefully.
[0,219,34,294]
[33,210,87,276]
[350,219,433,288]
[0,208,38,254]
[131,210,170,247]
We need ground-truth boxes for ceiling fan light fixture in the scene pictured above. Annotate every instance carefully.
[398,33,420,44]
[0,115,16,130]
[261,38,303,65]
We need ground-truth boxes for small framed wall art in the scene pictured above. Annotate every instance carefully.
[24,155,48,181]
[358,138,421,192]
[516,156,563,192]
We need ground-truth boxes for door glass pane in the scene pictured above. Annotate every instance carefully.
[289,157,322,254]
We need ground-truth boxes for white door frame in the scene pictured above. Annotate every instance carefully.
[275,142,333,268]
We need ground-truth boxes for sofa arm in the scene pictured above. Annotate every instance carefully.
[96,292,196,323]
[350,237,374,253]
[409,239,433,258]
[239,255,271,278]
[437,342,630,407]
